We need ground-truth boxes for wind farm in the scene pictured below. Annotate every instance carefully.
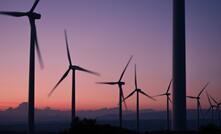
[0,0,221,134]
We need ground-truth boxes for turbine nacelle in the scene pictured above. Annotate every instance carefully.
[136,89,141,92]
[118,81,125,85]
[166,93,171,96]
[70,65,77,70]
[0,0,41,20]
[70,65,86,71]
[28,12,41,19]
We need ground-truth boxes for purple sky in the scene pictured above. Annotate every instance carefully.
[0,0,220,110]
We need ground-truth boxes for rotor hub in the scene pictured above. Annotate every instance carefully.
[166,93,171,96]
[118,81,125,85]
[69,65,75,70]
[28,12,41,19]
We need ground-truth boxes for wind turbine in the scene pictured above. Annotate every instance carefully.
[0,1,43,134]
[97,56,133,128]
[154,79,173,131]
[48,30,100,126]
[208,94,221,126]
[124,64,156,133]
[205,91,216,123]
[186,82,209,130]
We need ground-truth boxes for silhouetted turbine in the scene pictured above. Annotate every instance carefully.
[205,91,216,123]
[186,82,209,130]
[124,64,156,133]
[0,1,44,133]
[48,30,99,126]
[154,79,173,131]
[97,56,133,128]
[209,94,221,126]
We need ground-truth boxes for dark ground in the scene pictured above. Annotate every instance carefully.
[58,118,221,134]
[1,119,221,134]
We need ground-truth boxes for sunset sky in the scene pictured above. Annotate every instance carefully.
[0,0,221,111]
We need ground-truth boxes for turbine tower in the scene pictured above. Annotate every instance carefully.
[0,1,43,133]
[172,0,187,131]
[97,56,133,128]
[186,82,209,130]
[48,30,99,126]
[154,79,173,131]
[124,64,155,133]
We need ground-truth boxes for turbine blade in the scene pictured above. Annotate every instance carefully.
[154,93,167,97]
[124,90,136,101]
[186,96,197,99]
[206,91,212,106]
[48,68,70,97]
[0,11,26,17]
[166,79,173,93]
[75,66,100,76]
[30,0,40,12]
[168,96,172,103]
[198,82,209,97]
[123,100,128,110]
[33,23,44,69]
[134,64,138,89]
[119,56,133,81]
[210,95,218,105]
[139,90,156,101]
[96,82,117,85]
[121,88,128,110]
[64,30,72,65]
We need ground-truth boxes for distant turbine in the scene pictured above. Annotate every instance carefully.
[154,79,173,131]
[124,64,156,133]
[208,94,221,126]
[48,30,99,126]
[205,91,216,123]
[186,82,209,130]
[0,0,44,133]
[97,56,133,128]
